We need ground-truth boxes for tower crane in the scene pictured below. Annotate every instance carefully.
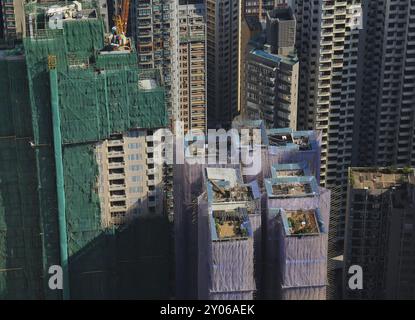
[113,0,131,35]
[110,0,131,50]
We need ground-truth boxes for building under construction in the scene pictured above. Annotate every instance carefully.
[173,121,329,299]
[264,168,331,299]
[197,167,261,299]
[0,1,171,299]
[231,119,321,185]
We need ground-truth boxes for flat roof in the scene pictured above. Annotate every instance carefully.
[210,207,253,241]
[268,7,295,21]
[350,167,415,190]
[269,208,324,237]
[265,176,319,198]
[205,168,261,214]
[266,128,315,151]
[271,163,311,178]
[281,209,321,236]
[207,179,257,204]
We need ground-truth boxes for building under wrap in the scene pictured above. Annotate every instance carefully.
[173,146,245,298]
[231,121,321,185]
[174,123,328,300]
[264,174,331,299]
[0,1,171,299]
[197,167,260,299]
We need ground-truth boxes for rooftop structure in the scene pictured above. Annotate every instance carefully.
[265,7,296,56]
[266,129,313,150]
[210,208,253,241]
[264,160,330,300]
[198,166,260,300]
[280,208,322,236]
[265,176,319,199]
[350,167,415,190]
[271,162,311,178]
[206,167,260,212]
[344,167,415,299]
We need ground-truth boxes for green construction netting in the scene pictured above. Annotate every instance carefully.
[0,55,49,299]
[57,68,166,144]
[0,16,170,299]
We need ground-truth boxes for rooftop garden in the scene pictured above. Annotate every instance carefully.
[285,210,320,235]
[213,211,250,240]
[272,182,313,197]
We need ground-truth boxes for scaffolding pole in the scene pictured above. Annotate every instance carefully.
[49,65,70,300]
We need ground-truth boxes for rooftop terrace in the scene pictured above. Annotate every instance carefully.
[350,167,415,190]
[265,176,319,198]
[209,181,254,203]
[210,208,252,241]
[205,167,260,214]
[281,209,321,236]
[266,129,314,151]
[271,163,311,178]
[25,1,98,36]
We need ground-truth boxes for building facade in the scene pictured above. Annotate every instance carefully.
[130,0,179,127]
[291,2,364,297]
[0,0,25,39]
[198,167,260,299]
[243,0,276,19]
[178,0,207,133]
[344,168,415,299]
[96,129,165,227]
[206,0,241,127]
[356,0,415,169]
[245,7,299,129]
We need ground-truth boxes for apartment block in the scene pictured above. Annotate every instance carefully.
[356,0,415,169]
[0,1,172,299]
[244,7,298,130]
[294,0,362,190]
[243,0,275,19]
[178,0,206,133]
[344,168,415,299]
[96,129,165,227]
[291,2,364,298]
[206,0,241,127]
[264,169,331,299]
[198,167,261,299]
[0,0,25,39]
[246,45,298,129]
[130,0,179,126]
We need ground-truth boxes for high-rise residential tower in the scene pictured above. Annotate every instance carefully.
[178,0,207,133]
[0,2,172,299]
[0,0,25,39]
[130,0,179,127]
[290,0,363,299]
[344,167,415,299]
[243,0,275,18]
[292,0,363,249]
[206,0,242,127]
[356,0,415,169]
[245,7,299,129]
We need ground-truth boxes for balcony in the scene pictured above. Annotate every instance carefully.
[108,151,124,158]
[108,161,125,169]
[109,184,126,191]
